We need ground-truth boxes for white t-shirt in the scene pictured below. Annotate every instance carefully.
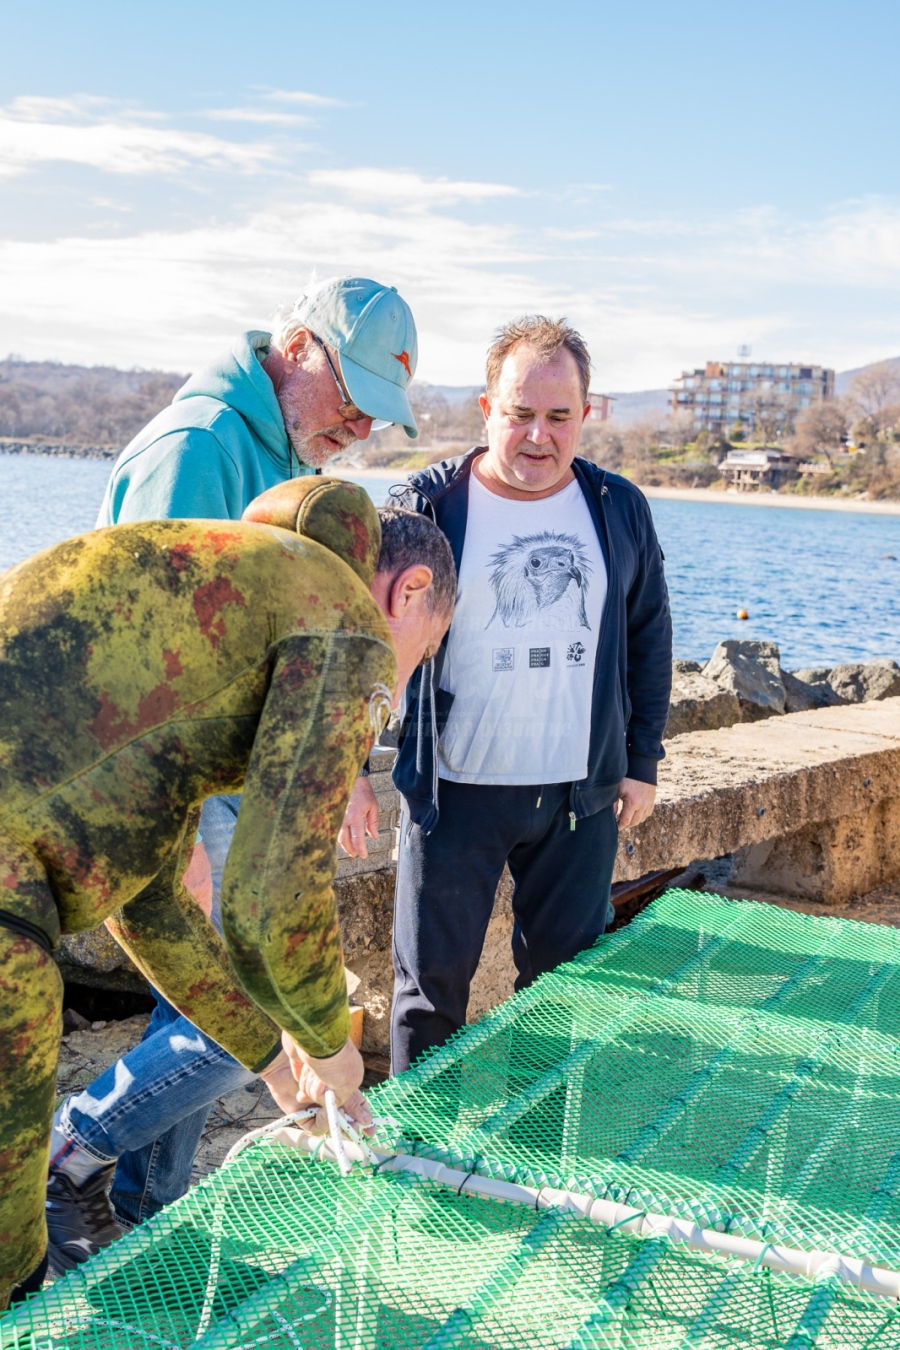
[438,472,607,785]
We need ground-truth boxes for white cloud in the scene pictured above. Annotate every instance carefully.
[89,197,134,213]
[0,140,898,389]
[309,167,523,205]
[201,108,313,127]
[0,97,279,178]
[588,199,900,288]
[8,94,122,122]
[0,195,542,381]
[261,88,346,107]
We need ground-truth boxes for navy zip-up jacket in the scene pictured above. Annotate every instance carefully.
[390,449,672,833]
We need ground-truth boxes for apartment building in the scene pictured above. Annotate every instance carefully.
[670,361,835,436]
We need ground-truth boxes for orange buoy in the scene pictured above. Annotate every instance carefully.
[736,608,749,620]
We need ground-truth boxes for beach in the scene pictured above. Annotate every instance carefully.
[638,485,900,515]
[332,464,900,515]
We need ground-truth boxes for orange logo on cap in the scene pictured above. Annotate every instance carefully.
[393,350,412,381]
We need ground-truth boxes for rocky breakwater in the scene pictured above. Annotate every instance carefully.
[0,438,117,460]
[665,643,900,739]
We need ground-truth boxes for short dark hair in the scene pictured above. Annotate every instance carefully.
[485,315,592,405]
[376,506,456,616]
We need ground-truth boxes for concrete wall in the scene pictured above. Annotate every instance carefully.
[333,699,900,1052]
[58,698,900,1057]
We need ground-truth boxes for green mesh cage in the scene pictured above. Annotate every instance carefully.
[373,889,900,1266]
[4,889,900,1349]
[4,1150,900,1349]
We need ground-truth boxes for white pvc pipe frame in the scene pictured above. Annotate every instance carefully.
[273,1128,900,1302]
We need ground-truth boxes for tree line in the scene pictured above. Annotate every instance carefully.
[3,353,898,498]
[0,358,185,447]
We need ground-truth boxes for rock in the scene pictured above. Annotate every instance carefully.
[62,1007,91,1034]
[59,927,136,975]
[781,669,843,714]
[672,659,702,675]
[793,668,832,685]
[56,1013,151,1099]
[703,640,786,721]
[828,659,900,704]
[665,673,741,738]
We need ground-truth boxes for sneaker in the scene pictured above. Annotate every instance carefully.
[46,1165,124,1275]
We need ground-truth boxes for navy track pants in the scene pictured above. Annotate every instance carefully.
[390,779,618,1074]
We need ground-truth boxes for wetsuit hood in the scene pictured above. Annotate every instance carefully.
[243,477,381,587]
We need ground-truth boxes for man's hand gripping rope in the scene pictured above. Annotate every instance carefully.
[225,1091,382,1175]
[244,1030,378,1174]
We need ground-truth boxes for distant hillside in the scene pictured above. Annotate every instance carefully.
[2,351,898,450]
[835,355,900,396]
[431,357,900,426]
[426,383,481,406]
[0,358,185,446]
[605,388,671,423]
[424,381,672,424]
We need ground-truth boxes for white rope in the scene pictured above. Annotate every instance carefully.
[193,1097,368,1343]
[222,1108,317,1167]
[324,1090,353,1176]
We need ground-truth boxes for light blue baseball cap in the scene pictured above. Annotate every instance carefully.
[293,276,419,439]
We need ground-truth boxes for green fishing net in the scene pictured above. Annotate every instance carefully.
[4,889,900,1349]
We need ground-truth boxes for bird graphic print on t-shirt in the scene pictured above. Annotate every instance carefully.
[485,531,592,630]
[437,476,606,783]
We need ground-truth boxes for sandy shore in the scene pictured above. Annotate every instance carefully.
[637,485,900,515]
[334,466,900,515]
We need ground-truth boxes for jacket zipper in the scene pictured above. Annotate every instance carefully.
[569,476,616,826]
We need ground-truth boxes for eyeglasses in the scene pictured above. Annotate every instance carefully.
[312,335,372,424]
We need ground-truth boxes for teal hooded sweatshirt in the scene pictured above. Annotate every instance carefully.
[97,331,311,526]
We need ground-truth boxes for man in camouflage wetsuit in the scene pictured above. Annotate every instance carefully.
[0,477,454,1307]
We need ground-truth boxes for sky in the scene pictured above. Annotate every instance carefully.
[1,0,899,391]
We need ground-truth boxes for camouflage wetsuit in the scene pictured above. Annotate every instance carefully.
[0,479,394,1303]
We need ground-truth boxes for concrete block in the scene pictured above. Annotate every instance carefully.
[730,794,900,906]
[59,927,137,975]
[336,750,401,881]
[616,698,900,887]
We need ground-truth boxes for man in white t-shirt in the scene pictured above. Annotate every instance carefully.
[341,316,672,1072]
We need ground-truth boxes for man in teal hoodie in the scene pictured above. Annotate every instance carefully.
[98,277,419,524]
[42,277,419,1289]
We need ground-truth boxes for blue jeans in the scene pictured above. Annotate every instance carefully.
[58,795,253,1226]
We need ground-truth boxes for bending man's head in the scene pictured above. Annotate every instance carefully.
[243,478,454,697]
[262,277,419,470]
[372,505,455,695]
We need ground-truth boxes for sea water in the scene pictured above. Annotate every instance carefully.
[0,455,896,669]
